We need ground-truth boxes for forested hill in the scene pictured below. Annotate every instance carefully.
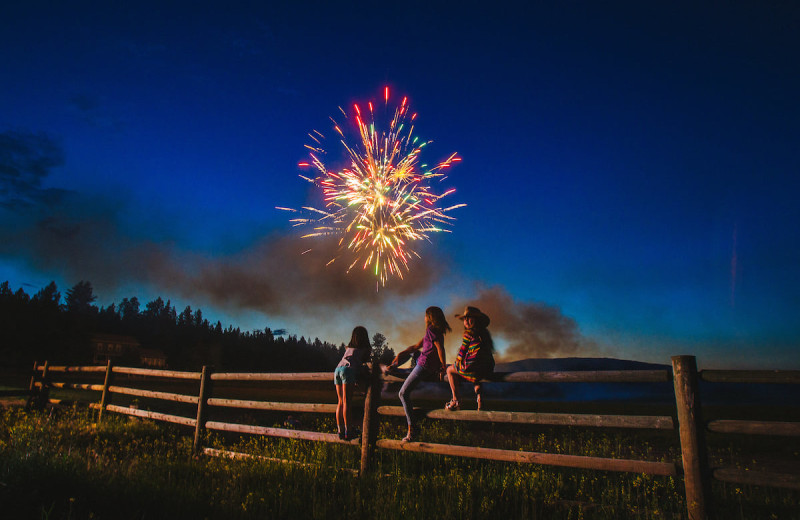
[495,358,670,372]
[0,280,394,371]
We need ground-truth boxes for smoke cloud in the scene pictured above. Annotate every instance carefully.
[452,286,602,361]
[0,130,441,314]
[1,130,600,362]
[362,285,604,363]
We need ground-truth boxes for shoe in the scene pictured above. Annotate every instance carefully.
[401,426,418,442]
[345,429,360,441]
[445,399,460,411]
[338,430,346,440]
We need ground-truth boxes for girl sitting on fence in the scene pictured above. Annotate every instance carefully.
[389,306,451,442]
[334,326,372,440]
[445,306,495,411]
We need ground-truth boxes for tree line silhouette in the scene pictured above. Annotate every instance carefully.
[0,280,394,372]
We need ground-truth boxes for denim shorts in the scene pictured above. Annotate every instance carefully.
[334,365,355,385]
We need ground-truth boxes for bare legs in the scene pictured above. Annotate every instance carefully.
[335,383,344,434]
[446,365,462,405]
[335,383,354,436]
[446,366,484,411]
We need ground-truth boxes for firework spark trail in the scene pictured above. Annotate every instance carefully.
[280,88,464,287]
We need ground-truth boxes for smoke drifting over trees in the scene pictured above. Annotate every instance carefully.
[0,131,438,309]
[1,130,600,363]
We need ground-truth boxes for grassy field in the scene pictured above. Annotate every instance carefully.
[1,404,798,520]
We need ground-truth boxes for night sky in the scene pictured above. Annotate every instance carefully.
[2,1,798,368]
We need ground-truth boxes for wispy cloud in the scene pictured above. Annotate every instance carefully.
[0,131,69,211]
[67,94,126,132]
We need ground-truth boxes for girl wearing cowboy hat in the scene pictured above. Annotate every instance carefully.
[445,306,495,411]
[391,306,451,442]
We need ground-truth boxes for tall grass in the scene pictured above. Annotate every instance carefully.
[1,407,797,519]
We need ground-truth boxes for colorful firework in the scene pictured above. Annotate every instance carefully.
[279,87,464,286]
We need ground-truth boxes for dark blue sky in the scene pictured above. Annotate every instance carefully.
[2,1,798,368]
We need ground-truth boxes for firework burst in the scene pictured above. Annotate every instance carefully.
[279,87,464,287]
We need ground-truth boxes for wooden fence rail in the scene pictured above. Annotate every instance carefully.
[693,366,800,494]
[102,404,197,427]
[376,405,675,429]
[210,372,332,382]
[376,438,679,476]
[25,356,800,520]
[207,398,336,413]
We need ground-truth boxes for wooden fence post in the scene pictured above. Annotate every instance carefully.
[193,365,212,455]
[98,359,114,422]
[24,361,39,411]
[672,355,711,520]
[360,364,382,476]
[36,360,50,410]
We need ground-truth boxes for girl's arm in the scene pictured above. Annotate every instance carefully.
[402,338,424,354]
[389,338,424,366]
[434,339,446,369]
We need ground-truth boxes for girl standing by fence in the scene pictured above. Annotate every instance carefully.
[391,306,451,442]
[334,326,372,440]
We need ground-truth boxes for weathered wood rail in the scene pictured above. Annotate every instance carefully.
[25,356,800,520]
[696,367,800,500]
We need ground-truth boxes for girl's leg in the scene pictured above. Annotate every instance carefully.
[398,365,425,437]
[474,383,482,410]
[342,382,354,433]
[446,365,462,403]
[335,384,345,434]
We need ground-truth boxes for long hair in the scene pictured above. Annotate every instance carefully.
[425,306,452,335]
[348,325,372,351]
[478,328,495,352]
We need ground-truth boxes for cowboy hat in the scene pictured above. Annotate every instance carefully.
[455,306,490,327]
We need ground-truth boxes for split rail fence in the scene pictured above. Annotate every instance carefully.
[23,355,800,520]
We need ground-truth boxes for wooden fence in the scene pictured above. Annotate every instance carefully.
[23,355,800,520]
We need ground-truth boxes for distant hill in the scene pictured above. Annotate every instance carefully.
[495,357,670,373]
